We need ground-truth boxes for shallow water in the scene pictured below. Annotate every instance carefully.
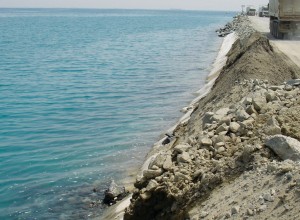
[0,8,235,219]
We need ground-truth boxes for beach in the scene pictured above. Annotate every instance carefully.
[106,15,300,220]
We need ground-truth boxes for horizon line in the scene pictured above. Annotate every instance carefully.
[0,7,239,12]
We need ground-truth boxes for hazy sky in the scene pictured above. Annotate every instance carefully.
[0,0,269,11]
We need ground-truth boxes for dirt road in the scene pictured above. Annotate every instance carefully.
[249,16,300,68]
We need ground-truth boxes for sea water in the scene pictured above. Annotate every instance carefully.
[0,9,235,219]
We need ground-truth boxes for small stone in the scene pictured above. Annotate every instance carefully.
[264,117,281,135]
[200,211,209,218]
[208,132,214,138]
[163,155,173,170]
[247,209,254,216]
[243,97,252,105]
[267,163,278,173]
[215,142,225,148]
[270,189,276,196]
[174,172,190,182]
[258,195,264,204]
[174,144,190,153]
[286,172,293,181]
[266,92,279,102]
[246,105,257,115]
[219,116,232,126]
[217,147,225,153]
[224,212,231,218]
[150,153,166,168]
[200,137,212,146]
[103,180,126,205]
[285,85,293,91]
[140,192,151,200]
[229,122,240,133]
[281,163,294,173]
[146,180,158,192]
[236,109,250,122]
[231,206,240,214]
[284,204,291,210]
[177,152,191,163]
[258,204,267,212]
[215,107,230,116]
[202,112,215,125]
[269,85,283,91]
[143,169,163,179]
[263,193,274,202]
[265,135,300,161]
[253,96,267,112]
[215,123,229,134]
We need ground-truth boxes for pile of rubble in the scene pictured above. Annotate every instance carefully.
[216,15,255,39]
[124,78,300,220]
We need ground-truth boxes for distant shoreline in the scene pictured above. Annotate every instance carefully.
[0,7,238,13]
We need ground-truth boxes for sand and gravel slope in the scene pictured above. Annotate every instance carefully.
[110,16,300,220]
[249,16,300,69]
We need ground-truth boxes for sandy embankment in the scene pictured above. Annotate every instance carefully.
[102,17,239,220]
[105,15,300,220]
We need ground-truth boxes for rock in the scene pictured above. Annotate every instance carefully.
[163,155,173,170]
[258,195,265,204]
[269,85,283,91]
[231,206,240,214]
[286,79,300,86]
[146,179,159,192]
[258,204,267,212]
[207,123,218,131]
[202,112,215,125]
[229,122,240,133]
[177,152,191,163]
[215,107,230,116]
[150,153,166,169]
[211,108,230,123]
[247,209,254,216]
[224,212,231,218]
[236,109,250,122]
[192,170,203,179]
[253,79,260,86]
[219,116,232,126]
[263,193,274,202]
[266,92,279,102]
[200,211,209,218]
[215,123,229,134]
[265,135,300,161]
[140,192,151,200]
[215,142,225,148]
[270,189,276,196]
[285,84,293,91]
[264,116,281,135]
[103,180,127,205]
[242,97,252,106]
[143,168,163,179]
[253,96,266,112]
[200,137,212,146]
[174,172,190,182]
[246,105,257,115]
[285,172,293,180]
[217,147,225,153]
[214,134,231,144]
[174,144,190,153]
[236,122,247,135]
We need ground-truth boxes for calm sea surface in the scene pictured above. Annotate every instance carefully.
[0,8,235,219]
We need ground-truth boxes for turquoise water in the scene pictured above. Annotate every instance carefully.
[0,9,234,219]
